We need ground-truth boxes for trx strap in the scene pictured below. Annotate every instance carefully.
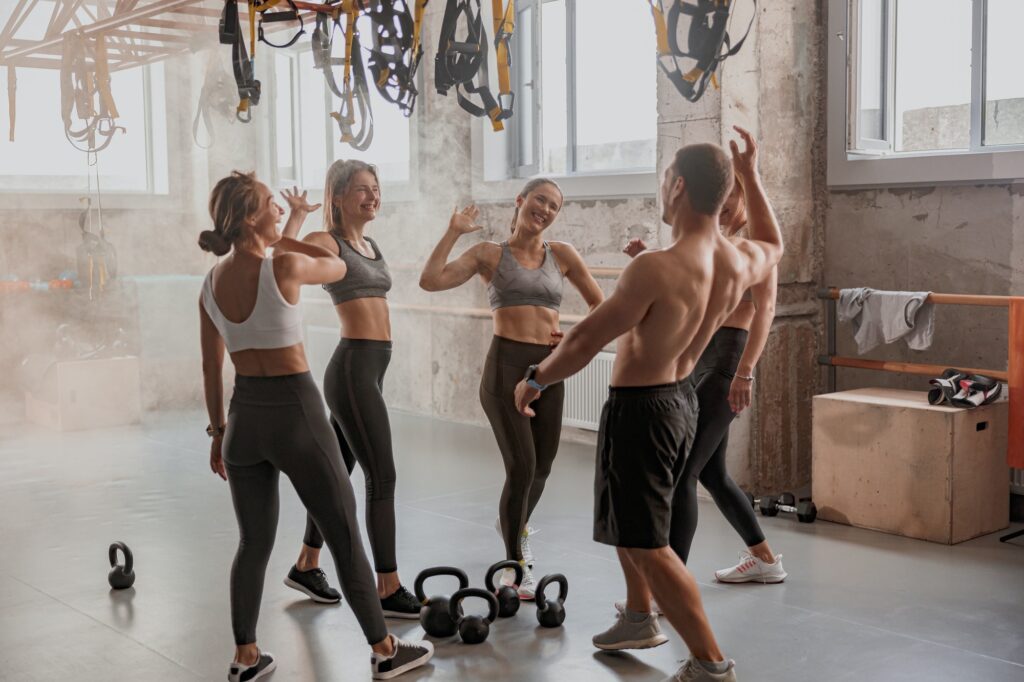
[193,49,238,149]
[220,0,261,122]
[6,66,15,142]
[77,154,118,300]
[61,33,125,153]
[435,0,514,132]
[257,0,307,49]
[365,0,429,116]
[648,0,755,103]
[312,3,374,150]
[928,369,1003,408]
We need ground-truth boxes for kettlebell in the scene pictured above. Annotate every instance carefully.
[108,542,135,590]
[448,588,499,645]
[414,566,469,638]
[535,573,568,628]
[485,560,523,618]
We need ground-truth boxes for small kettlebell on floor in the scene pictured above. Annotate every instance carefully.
[414,566,469,638]
[108,542,135,590]
[449,588,499,644]
[485,560,523,618]
[535,574,568,628]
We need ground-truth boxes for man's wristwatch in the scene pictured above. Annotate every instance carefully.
[206,423,226,438]
[523,364,548,392]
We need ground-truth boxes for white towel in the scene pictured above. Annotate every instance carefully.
[837,288,935,354]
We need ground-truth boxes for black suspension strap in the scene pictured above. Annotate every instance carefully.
[435,0,514,132]
[311,1,374,150]
[220,0,261,122]
[257,0,307,48]
[364,0,429,116]
[649,0,755,103]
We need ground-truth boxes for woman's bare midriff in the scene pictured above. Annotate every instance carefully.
[493,305,561,346]
[336,297,392,340]
[229,344,310,377]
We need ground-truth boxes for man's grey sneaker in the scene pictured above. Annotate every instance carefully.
[614,598,663,616]
[668,657,737,682]
[228,649,276,682]
[592,610,668,651]
[370,635,434,680]
[283,566,341,604]
[380,585,422,619]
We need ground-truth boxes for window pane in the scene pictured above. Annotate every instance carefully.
[857,0,886,142]
[894,0,971,152]
[331,78,412,183]
[540,1,566,175]
[275,54,296,181]
[298,50,328,188]
[984,0,1024,147]
[516,6,535,168]
[574,0,656,172]
[0,64,161,192]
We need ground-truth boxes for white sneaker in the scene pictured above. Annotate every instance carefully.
[614,598,663,616]
[668,657,736,681]
[520,526,537,568]
[714,551,787,584]
[517,564,537,600]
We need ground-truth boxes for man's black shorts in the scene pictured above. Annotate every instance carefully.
[593,379,698,548]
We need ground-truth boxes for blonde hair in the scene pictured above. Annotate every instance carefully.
[323,159,381,232]
[199,171,263,256]
[723,172,748,237]
[510,178,563,233]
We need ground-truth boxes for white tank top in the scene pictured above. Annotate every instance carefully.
[200,258,304,353]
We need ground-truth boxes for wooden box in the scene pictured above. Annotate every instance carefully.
[25,356,141,432]
[812,388,1009,544]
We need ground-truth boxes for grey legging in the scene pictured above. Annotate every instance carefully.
[305,339,399,573]
[223,372,387,646]
[669,326,766,563]
[479,336,565,561]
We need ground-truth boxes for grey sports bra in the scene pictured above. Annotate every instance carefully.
[322,233,392,305]
[487,241,564,311]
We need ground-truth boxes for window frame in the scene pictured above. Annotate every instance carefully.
[0,63,172,205]
[482,0,656,199]
[269,43,421,203]
[828,0,1024,188]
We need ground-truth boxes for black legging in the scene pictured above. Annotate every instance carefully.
[305,339,399,574]
[479,336,565,561]
[223,372,387,646]
[669,326,766,563]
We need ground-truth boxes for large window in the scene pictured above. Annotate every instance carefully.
[0,63,168,193]
[830,0,1024,186]
[512,0,656,178]
[272,26,416,192]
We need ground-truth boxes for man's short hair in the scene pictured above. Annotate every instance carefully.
[670,143,734,215]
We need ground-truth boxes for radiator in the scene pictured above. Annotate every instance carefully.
[1013,469,1024,496]
[563,351,616,431]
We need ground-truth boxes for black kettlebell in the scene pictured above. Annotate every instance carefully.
[535,573,568,628]
[414,566,469,638]
[448,588,499,645]
[108,542,135,590]
[485,560,523,618]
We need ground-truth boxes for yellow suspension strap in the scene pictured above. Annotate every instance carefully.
[60,33,124,153]
[489,0,514,130]
[365,0,430,116]
[6,66,15,142]
[647,0,755,103]
[435,0,513,132]
[220,0,261,121]
[326,0,374,149]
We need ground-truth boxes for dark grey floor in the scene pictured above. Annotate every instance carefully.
[1,409,1023,682]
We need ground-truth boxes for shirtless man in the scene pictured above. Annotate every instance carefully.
[514,127,783,682]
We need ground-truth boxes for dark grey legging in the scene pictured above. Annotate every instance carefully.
[305,339,399,574]
[223,372,387,646]
[669,326,766,563]
[479,336,565,561]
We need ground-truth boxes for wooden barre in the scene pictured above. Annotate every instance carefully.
[818,287,1012,308]
[819,356,1009,383]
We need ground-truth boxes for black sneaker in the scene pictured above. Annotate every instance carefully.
[379,585,422,619]
[228,649,276,681]
[370,635,433,680]
[283,566,341,604]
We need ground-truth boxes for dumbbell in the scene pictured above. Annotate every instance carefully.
[759,493,817,523]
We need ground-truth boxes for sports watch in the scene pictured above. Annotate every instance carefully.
[206,423,226,438]
[523,364,547,392]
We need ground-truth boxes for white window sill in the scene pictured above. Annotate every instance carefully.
[471,171,657,203]
[827,147,1024,189]
[0,190,176,211]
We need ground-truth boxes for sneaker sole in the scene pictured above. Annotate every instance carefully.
[230,659,277,681]
[283,577,341,604]
[593,635,669,651]
[714,572,787,584]
[372,649,434,680]
[381,609,422,620]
